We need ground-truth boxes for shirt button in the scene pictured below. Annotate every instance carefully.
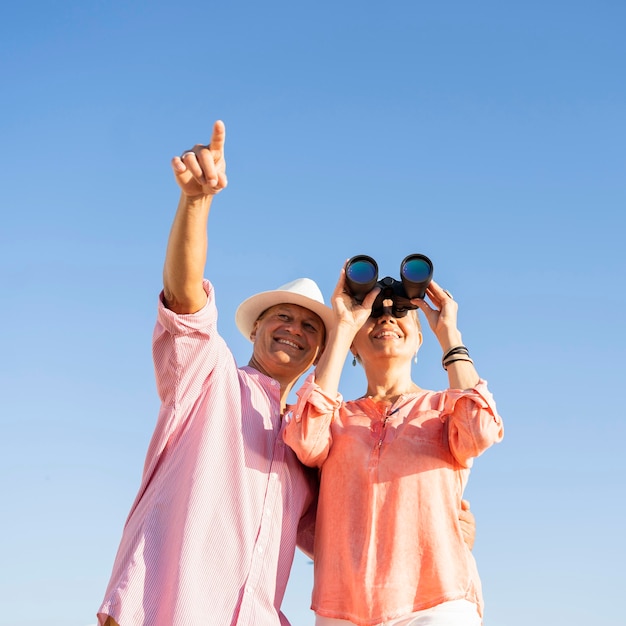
[257,546,263,553]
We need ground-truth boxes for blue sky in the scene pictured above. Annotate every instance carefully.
[2,1,625,624]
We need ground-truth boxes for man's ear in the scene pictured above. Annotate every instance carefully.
[249,320,259,342]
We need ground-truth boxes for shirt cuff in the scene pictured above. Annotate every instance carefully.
[156,279,215,335]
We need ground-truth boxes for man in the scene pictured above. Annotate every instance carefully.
[98,120,332,625]
[98,120,475,625]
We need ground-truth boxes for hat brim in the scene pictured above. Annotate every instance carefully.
[235,289,334,341]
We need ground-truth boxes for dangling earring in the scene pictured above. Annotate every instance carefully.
[414,352,418,364]
[352,355,357,367]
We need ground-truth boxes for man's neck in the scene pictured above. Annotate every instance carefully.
[247,356,298,413]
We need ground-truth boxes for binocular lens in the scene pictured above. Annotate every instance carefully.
[345,253,433,308]
[401,256,432,283]
[346,258,377,285]
[345,255,379,303]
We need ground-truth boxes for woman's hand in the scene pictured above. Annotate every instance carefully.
[411,279,462,349]
[330,264,380,336]
[310,264,381,396]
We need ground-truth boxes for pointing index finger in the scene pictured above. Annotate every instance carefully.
[208,120,226,154]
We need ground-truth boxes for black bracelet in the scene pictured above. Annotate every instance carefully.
[442,355,474,371]
[442,345,469,365]
[442,345,472,370]
[442,345,469,359]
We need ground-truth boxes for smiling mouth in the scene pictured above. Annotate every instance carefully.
[373,331,401,340]
[275,338,303,350]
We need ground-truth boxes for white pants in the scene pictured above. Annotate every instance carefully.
[315,599,481,626]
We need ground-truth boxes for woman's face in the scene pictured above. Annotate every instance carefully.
[352,305,422,365]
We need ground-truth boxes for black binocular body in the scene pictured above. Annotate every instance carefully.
[345,254,433,318]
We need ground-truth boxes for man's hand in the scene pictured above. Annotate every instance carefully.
[171,120,228,197]
[459,499,476,550]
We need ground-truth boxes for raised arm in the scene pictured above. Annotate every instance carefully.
[163,120,227,313]
[312,265,379,396]
[412,280,480,390]
[283,266,379,467]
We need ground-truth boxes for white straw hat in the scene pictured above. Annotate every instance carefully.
[235,277,334,341]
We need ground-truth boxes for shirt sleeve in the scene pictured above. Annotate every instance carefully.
[440,379,504,467]
[283,374,343,468]
[148,279,235,459]
[152,279,224,408]
[127,280,233,516]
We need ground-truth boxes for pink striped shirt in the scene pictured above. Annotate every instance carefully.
[98,281,317,626]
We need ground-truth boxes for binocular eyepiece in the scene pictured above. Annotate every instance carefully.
[345,254,433,318]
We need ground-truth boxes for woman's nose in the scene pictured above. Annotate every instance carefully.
[378,305,395,320]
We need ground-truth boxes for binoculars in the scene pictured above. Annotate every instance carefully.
[345,254,433,318]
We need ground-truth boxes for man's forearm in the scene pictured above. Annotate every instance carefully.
[162,192,213,313]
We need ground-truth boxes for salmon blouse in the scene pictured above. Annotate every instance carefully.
[284,376,504,625]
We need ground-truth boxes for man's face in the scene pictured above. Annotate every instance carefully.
[250,303,325,380]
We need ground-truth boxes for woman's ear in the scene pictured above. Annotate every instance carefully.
[412,310,423,349]
[349,344,359,367]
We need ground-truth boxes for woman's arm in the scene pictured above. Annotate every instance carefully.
[413,279,480,390]
[283,266,379,465]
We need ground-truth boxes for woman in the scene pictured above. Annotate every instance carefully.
[284,263,504,626]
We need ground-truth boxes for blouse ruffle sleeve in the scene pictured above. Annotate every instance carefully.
[283,374,343,468]
[439,379,504,467]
